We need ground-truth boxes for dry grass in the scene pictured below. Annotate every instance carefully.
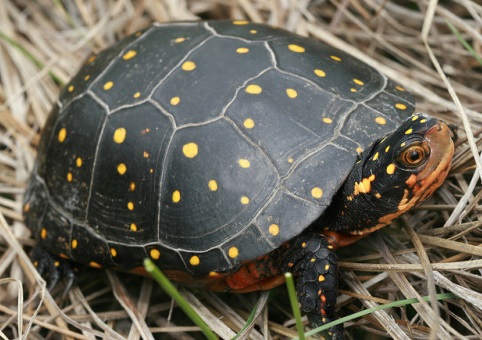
[0,0,481,339]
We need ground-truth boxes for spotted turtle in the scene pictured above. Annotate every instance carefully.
[23,20,454,337]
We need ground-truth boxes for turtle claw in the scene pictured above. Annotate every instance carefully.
[31,245,75,295]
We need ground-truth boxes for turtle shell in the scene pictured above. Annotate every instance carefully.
[23,20,414,277]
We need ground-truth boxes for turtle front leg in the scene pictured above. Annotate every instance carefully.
[283,232,344,339]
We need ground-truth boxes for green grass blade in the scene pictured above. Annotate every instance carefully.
[285,272,305,340]
[446,20,482,66]
[144,259,218,340]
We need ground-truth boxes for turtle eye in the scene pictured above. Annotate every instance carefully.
[398,143,429,168]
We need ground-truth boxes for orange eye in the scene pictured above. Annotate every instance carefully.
[399,144,428,167]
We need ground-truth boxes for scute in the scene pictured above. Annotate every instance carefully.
[24,20,416,275]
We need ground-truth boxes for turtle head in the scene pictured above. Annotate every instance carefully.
[322,113,454,237]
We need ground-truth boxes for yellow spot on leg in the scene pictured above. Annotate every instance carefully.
[228,247,239,258]
[405,128,413,134]
[89,262,101,268]
[182,142,198,158]
[127,202,135,210]
[245,84,262,94]
[190,255,200,266]
[311,187,323,199]
[172,190,181,203]
[67,172,73,182]
[72,239,78,249]
[40,228,47,239]
[130,223,137,232]
[58,128,67,143]
[129,182,136,191]
[76,157,83,167]
[113,128,126,144]
[318,275,325,282]
[150,249,160,260]
[110,248,117,257]
[269,224,279,236]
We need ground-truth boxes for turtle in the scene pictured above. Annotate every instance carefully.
[23,20,455,337]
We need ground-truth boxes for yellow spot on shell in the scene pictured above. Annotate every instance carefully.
[40,228,47,239]
[183,142,198,158]
[58,128,67,143]
[23,203,30,212]
[286,88,298,98]
[122,50,137,60]
[110,248,117,257]
[288,157,294,163]
[241,196,250,204]
[172,190,181,203]
[182,61,196,71]
[269,224,279,236]
[209,271,221,277]
[233,20,249,25]
[405,128,413,135]
[68,85,74,92]
[245,84,262,94]
[311,187,323,199]
[67,172,73,182]
[350,88,357,93]
[72,239,78,249]
[117,163,127,175]
[133,92,141,98]
[89,262,101,268]
[76,157,83,167]
[113,127,126,144]
[239,159,250,168]
[208,180,218,191]
[288,44,305,53]
[356,147,364,154]
[174,37,186,43]
[236,47,249,53]
[129,182,136,191]
[387,163,396,175]
[84,75,91,81]
[228,247,239,258]
[314,69,326,77]
[330,55,342,62]
[103,81,114,90]
[86,55,96,64]
[170,96,180,105]
[143,151,149,158]
[250,30,257,34]
[190,255,200,266]
[353,78,364,85]
[395,85,405,91]
[375,117,386,125]
[130,223,137,232]
[323,117,333,124]
[150,249,161,260]
[243,118,255,129]
[127,202,134,210]
[395,103,407,110]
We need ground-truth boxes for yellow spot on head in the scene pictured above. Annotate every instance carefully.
[420,119,427,123]
[117,163,127,175]
[228,247,239,258]
[181,61,196,71]
[405,128,413,135]
[387,163,396,175]
[375,117,386,125]
[209,271,221,277]
[110,248,117,257]
[350,88,357,93]
[72,239,78,249]
[375,193,382,198]
[238,159,250,168]
[84,75,91,81]
[269,224,279,236]
[23,203,30,212]
[182,142,198,158]
[76,157,83,167]
[322,117,332,124]
[236,47,249,54]
[150,249,160,260]
[245,84,262,94]
[412,115,419,121]
[330,55,342,62]
[241,196,250,205]
[130,223,137,232]
[122,50,137,60]
[233,20,249,25]
[103,81,114,90]
[373,152,379,161]
[190,255,200,266]
[68,85,74,92]
[288,44,305,53]
[170,96,180,105]
[67,172,73,182]
[401,142,406,147]
[58,128,67,143]
[353,78,364,85]
[314,69,326,77]
[311,187,323,199]
[133,92,141,98]
[127,202,134,210]
[385,145,390,153]
[325,264,330,271]
[286,88,298,98]
[395,103,407,110]
[243,118,255,129]
[40,228,47,239]
[113,127,126,144]
[172,190,181,203]
[208,180,218,191]
[174,37,186,43]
